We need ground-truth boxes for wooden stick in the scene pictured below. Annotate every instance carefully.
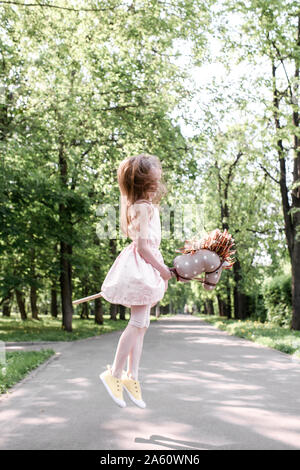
[72,292,103,306]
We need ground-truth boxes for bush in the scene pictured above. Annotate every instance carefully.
[249,292,268,323]
[262,274,292,327]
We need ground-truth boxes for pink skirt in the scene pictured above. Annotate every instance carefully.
[100,241,168,308]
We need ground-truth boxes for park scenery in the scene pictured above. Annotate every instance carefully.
[1,0,300,452]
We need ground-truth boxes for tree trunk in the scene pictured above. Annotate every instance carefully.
[217,294,226,317]
[119,304,126,320]
[155,303,160,318]
[80,285,90,319]
[271,40,300,329]
[107,239,118,321]
[51,287,58,317]
[233,258,249,320]
[80,301,89,319]
[29,248,39,319]
[2,292,12,317]
[233,260,240,319]
[225,280,231,319]
[15,289,27,320]
[291,17,300,329]
[60,240,73,331]
[205,299,214,316]
[235,292,251,320]
[30,283,39,320]
[291,240,300,329]
[2,300,11,317]
[110,303,118,321]
[160,304,170,315]
[95,296,103,325]
[215,157,241,321]
[273,98,300,325]
[58,136,73,332]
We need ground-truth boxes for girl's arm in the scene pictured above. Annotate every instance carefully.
[137,239,172,280]
[132,203,172,281]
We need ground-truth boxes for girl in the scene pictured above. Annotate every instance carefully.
[99,153,174,409]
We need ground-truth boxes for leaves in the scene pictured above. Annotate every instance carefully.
[1,0,299,324]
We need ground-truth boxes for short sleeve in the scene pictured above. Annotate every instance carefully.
[128,202,153,240]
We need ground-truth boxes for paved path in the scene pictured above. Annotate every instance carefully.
[1,315,300,450]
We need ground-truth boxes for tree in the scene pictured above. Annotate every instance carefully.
[1,1,212,330]
[188,69,286,319]
[218,0,300,328]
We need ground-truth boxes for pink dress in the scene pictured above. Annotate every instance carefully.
[100,201,168,308]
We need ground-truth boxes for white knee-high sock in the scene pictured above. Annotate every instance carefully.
[111,324,140,378]
[127,328,147,380]
[111,304,149,379]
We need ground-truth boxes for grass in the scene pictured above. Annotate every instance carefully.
[196,314,300,359]
[0,349,55,394]
[0,313,158,343]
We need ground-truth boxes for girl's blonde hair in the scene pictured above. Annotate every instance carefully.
[118,153,167,238]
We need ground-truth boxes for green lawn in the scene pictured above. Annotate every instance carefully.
[0,313,158,342]
[196,314,300,358]
[0,349,55,394]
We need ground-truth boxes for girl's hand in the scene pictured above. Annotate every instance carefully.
[160,266,173,281]
[177,274,190,283]
[169,267,189,283]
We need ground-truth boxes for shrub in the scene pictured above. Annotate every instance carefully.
[249,292,268,323]
[262,274,292,327]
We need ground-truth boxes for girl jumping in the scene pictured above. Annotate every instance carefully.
[99,153,174,409]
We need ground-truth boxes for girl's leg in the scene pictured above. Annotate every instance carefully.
[127,304,151,380]
[111,304,150,379]
[127,326,147,380]
[111,324,140,379]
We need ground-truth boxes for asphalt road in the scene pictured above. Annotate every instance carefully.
[1,314,300,450]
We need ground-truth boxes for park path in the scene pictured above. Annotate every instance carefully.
[1,314,300,450]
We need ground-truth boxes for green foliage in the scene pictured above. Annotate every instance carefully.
[249,292,268,323]
[0,0,298,333]
[0,0,211,328]
[262,274,292,327]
